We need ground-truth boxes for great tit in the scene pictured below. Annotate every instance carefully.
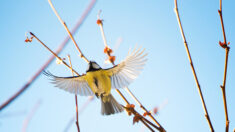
[44,47,147,115]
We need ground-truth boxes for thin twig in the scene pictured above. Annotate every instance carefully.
[103,37,123,66]
[174,0,214,131]
[140,101,168,132]
[68,55,80,132]
[140,119,155,132]
[48,0,90,63]
[97,14,163,132]
[123,105,158,132]
[141,114,159,131]
[125,87,165,131]
[117,87,159,131]
[30,32,80,76]
[64,96,94,132]
[97,10,108,47]
[0,0,96,111]
[218,0,230,131]
[115,89,130,104]
[22,100,42,132]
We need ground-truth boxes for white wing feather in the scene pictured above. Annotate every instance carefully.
[43,71,93,96]
[106,47,147,89]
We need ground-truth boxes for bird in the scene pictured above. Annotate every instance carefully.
[43,47,147,115]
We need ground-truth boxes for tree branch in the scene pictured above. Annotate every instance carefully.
[174,0,214,131]
[48,0,94,63]
[97,13,164,132]
[218,0,230,131]
[30,32,80,75]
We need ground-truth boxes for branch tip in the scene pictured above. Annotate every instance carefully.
[25,32,34,43]
[97,19,103,25]
[97,10,102,19]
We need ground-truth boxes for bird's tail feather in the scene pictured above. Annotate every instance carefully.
[101,94,123,115]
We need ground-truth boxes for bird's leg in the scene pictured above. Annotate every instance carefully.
[100,92,106,98]
[95,93,99,98]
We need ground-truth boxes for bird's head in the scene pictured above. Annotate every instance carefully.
[86,61,101,72]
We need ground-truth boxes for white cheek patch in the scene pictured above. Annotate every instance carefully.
[86,65,90,71]
[92,63,100,69]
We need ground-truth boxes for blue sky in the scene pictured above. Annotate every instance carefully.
[0,0,235,132]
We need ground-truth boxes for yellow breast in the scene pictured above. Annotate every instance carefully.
[85,69,111,96]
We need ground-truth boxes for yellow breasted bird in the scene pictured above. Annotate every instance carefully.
[44,47,147,115]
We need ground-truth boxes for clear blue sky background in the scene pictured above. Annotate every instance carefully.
[0,0,234,132]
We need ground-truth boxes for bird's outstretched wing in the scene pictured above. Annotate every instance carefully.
[43,71,93,96]
[105,47,147,89]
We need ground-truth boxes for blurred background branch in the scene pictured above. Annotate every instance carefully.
[0,0,96,112]
[22,100,42,132]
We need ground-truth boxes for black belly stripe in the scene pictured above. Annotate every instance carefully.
[94,77,99,87]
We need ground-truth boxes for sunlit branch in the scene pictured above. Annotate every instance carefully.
[97,10,108,48]
[30,32,80,76]
[125,87,165,131]
[48,0,91,63]
[218,0,230,131]
[116,86,160,131]
[140,119,155,132]
[97,13,164,132]
[140,101,168,132]
[174,0,214,131]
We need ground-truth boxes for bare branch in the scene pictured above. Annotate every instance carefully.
[97,12,164,132]
[218,0,230,131]
[125,87,165,131]
[48,0,92,63]
[174,0,214,131]
[30,32,80,75]
[97,10,108,48]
